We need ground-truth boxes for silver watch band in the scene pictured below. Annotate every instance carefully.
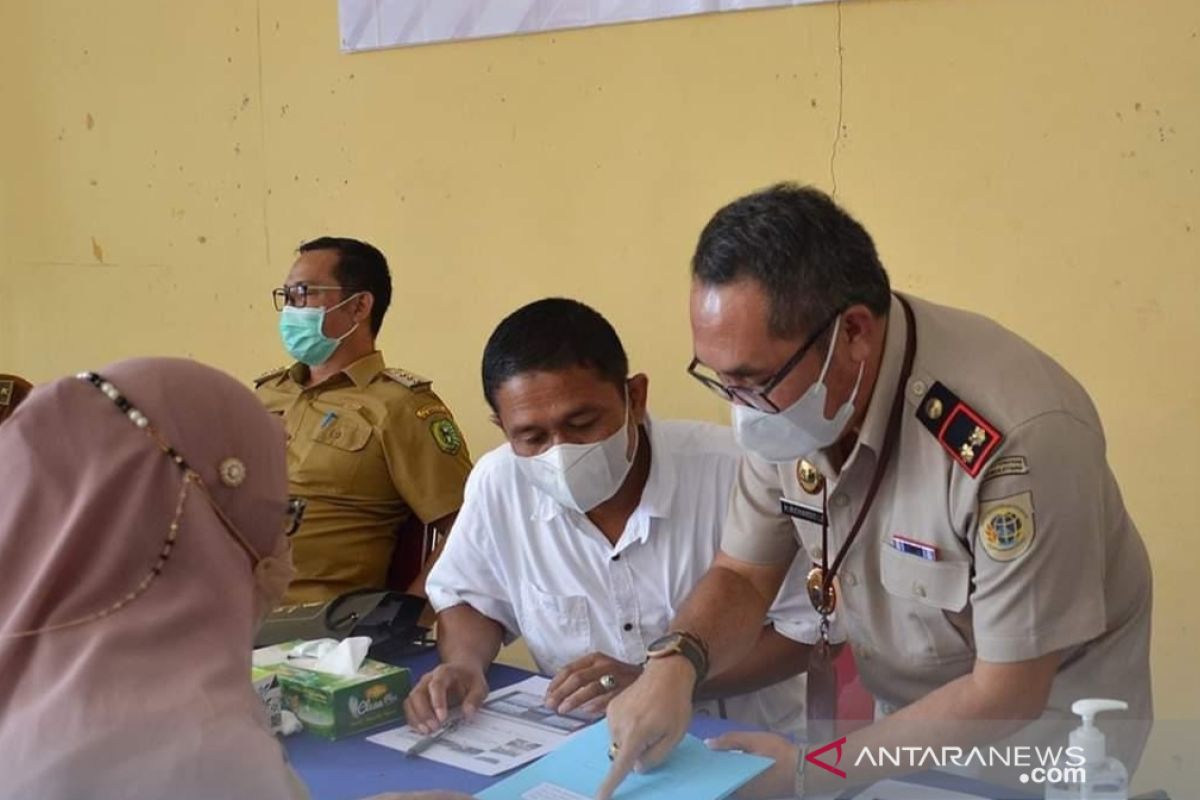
[794,744,808,798]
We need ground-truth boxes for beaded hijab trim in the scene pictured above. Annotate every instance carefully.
[3,373,198,639]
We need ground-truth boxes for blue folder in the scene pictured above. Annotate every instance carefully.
[476,719,774,800]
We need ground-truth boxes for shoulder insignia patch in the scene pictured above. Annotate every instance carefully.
[915,381,1003,478]
[415,403,451,420]
[978,491,1036,562]
[982,455,1029,482]
[382,368,431,390]
[430,418,463,455]
[253,366,288,388]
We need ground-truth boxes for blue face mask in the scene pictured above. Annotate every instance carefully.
[278,293,362,366]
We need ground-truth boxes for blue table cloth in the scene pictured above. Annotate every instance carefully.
[283,650,1036,799]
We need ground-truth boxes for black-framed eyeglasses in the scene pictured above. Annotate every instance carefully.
[686,310,842,414]
[284,496,307,536]
[272,284,346,312]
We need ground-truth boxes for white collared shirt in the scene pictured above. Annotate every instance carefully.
[427,418,822,733]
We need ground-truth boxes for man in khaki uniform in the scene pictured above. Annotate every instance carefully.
[600,185,1152,800]
[0,375,33,426]
[256,237,471,604]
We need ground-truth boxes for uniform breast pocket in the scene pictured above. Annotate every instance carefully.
[296,415,374,490]
[879,544,974,664]
[516,584,593,676]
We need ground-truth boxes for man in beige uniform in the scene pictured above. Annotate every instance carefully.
[257,237,471,604]
[600,185,1152,799]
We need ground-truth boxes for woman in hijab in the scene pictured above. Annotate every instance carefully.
[0,358,468,800]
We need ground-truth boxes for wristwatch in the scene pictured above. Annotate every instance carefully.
[644,631,709,686]
[794,744,838,800]
[795,743,809,798]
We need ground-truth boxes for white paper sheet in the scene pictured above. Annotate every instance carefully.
[367,676,601,776]
[338,0,840,53]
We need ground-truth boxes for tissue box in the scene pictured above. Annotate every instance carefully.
[251,666,283,733]
[267,658,411,740]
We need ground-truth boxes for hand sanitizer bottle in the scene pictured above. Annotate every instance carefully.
[1045,698,1129,799]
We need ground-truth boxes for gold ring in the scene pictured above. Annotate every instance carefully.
[608,742,620,761]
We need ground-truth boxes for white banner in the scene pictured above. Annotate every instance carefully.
[339,0,837,53]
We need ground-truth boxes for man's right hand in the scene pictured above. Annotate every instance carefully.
[594,656,696,800]
[402,662,489,735]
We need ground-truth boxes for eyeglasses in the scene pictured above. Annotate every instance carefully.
[284,496,307,536]
[686,310,842,414]
[272,284,346,311]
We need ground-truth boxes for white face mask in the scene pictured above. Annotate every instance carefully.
[514,396,637,513]
[731,315,864,464]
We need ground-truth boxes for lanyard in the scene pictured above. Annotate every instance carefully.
[806,296,917,739]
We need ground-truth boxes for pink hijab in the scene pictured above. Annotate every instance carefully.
[0,358,306,800]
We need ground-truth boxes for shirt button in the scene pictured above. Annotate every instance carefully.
[623,623,633,632]
[911,379,928,397]
[913,583,927,598]
[611,553,621,562]
[833,494,850,508]
[844,572,858,587]
[811,546,824,561]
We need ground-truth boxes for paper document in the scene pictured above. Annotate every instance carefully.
[476,719,773,800]
[852,779,989,799]
[367,676,599,776]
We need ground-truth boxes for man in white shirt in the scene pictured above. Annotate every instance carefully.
[405,298,829,736]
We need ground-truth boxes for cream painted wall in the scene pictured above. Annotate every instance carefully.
[2,0,1196,790]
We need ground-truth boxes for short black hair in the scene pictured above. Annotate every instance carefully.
[691,183,891,340]
[482,298,629,412]
[298,236,392,335]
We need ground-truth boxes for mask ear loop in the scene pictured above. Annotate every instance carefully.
[327,291,365,344]
[814,314,843,386]
[814,314,866,406]
[846,357,866,403]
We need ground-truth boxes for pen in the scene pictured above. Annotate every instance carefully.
[404,717,463,759]
[320,411,337,429]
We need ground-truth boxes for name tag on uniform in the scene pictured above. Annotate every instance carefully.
[890,534,939,561]
[781,498,826,526]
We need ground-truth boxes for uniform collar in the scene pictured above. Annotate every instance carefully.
[531,416,673,541]
[855,293,907,455]
[284,351,386,390]
[343,351,386,388]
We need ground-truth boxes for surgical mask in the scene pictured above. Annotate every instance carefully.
[253,534,296,620]
[731,315,864,464]
[515,397,637,513]
[278,293,362,366]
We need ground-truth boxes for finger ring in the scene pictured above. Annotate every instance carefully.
[598,673,618,692]
[608,742,620,761]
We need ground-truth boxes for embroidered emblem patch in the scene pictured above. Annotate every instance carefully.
[978,491,1036,562]
[430,418,463,455]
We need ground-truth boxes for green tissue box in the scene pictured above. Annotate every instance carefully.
[266,656,411,740]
